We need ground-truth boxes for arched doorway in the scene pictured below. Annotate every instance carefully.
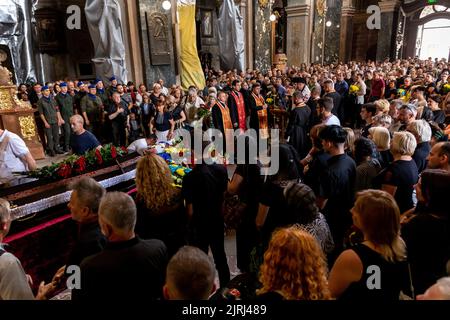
[415,5,450,59]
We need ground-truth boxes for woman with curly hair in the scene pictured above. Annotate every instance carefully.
[134,153,187,257]
[256,227,331,300]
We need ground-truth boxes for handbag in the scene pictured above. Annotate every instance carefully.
[222,192,247,230]
[222,166,249,230]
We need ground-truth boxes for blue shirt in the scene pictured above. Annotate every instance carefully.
[334,80,349,96]
[70,130,101,155]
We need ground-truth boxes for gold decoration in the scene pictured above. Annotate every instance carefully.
[19,116,36,140]
[258,0,269,9]
[316,0,326,17]
[0,88,12,110]
[0,66,13,86]
[13,93,32,109]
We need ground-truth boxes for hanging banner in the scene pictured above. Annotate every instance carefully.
[218,0,245,72]
[85,0,128,85]
[177,0,205,91]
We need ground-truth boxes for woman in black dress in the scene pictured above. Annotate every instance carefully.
[401,169,450,295]
[329,190,410,300]
[376,131,419,214]
[167,95,186,134]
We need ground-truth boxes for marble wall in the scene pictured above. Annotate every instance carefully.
[253,0,272,72]
[138,0,176,87]
[197,0,220,71]
[311,2,325,63]
[324,1,342,63]
[376,10,398,61]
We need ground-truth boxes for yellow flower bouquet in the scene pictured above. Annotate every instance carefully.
[349,85,359,95]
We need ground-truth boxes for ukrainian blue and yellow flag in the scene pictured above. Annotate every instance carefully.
[177,0,206,91]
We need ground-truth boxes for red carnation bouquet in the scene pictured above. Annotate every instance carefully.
[24,143,129,180]
[73,156,86,174]
[56,163,72,179]
[95,149,103,165]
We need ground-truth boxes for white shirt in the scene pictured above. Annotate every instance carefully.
[0,249,35,300]
[322,114,341,126]
[183,96,205,127]
[0,130,30,181]
[127,138,148,155]
[161,86,169,96]
[356,80,367,104]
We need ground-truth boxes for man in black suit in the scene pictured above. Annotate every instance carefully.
[72,192,168,301]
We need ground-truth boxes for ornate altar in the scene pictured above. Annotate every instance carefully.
[0,64,45,159]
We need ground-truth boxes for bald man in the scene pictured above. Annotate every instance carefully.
[427,142,450,172]
[69,115,101,155]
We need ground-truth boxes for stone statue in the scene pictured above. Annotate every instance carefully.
[0,53,13,86]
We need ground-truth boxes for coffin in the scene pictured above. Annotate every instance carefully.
[1,152,140,292]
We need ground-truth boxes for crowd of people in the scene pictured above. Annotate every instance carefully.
[1,57,450,301]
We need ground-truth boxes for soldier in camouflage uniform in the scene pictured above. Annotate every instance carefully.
[55,82,74,152]
[37,86,64,156]
[80,85,104,141]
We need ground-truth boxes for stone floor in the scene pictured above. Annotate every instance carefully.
[36,153,69,169]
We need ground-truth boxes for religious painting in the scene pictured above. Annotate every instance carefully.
[201,9,214,37]
[34,8,64,53]
[146,12,171,65]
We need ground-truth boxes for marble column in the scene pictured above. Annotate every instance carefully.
[123,0,144,84]
[138,0,176,87]
[323,0,342,63]
[240,0,253,70]
[286,0,313,67]
[339,4,355,63]
[253,0,271,72]
[376,0,401,61]
[310,2,323,64]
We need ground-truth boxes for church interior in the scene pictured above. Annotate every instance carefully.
[0,0,449,303]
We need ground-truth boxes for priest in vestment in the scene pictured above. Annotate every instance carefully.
[249,82,270,141]
[212,91,234,156]
[228,80,247,133]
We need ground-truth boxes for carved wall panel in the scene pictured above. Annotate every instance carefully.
[146,12,171,65]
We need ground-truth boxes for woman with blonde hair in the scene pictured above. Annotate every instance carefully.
[328,190,410,300]
[375,131,418,213]
[374,99,390,115]
[134,153,187,257]
[343,127,356,157]
[257,226,331,300]
[368,126,392,168]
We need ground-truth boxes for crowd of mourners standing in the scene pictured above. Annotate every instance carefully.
[1,57,450,301]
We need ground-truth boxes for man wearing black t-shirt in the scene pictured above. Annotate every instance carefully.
[182,140,230,288]
[317,125,356,257]
[72,192,167,301]
[360,103,377,138]
[108,92,129,146]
